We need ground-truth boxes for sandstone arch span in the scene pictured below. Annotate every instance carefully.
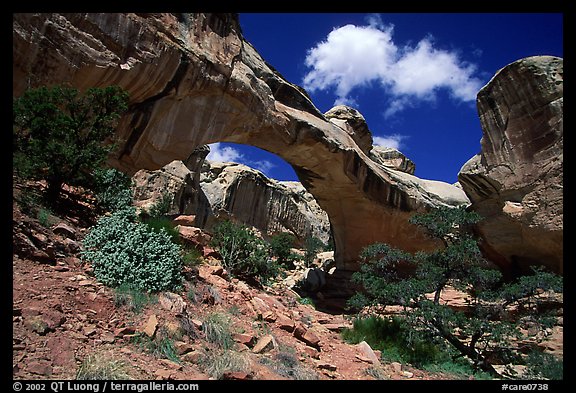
[13,13,469,271]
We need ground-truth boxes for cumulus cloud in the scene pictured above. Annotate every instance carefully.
[207,143,244,162]
[373,134,408,150]
[252,160,276,174]
[302,17,482,115]
[207,143,276,177]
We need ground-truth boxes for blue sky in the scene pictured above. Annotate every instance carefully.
[207,13,563,184]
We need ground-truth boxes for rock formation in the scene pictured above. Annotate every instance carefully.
[198,160,331,246]
[458,56,563,276]
[370,146,416,175]
[132,146,208,216]
[132,143,331,246]
[13,13,469,270]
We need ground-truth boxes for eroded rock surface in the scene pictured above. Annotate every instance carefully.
[13,13,469,270]
[459,56,563,275]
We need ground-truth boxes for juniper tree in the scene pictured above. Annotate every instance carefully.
[348,206,562,377]
[13,85,129,204]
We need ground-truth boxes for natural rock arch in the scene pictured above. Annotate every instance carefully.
[13,13,469,271]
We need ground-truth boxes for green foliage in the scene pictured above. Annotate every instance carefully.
[81,208,182,293]
[130,333,180,363]
[142,217,180,244]
[13,85,129,204]
[210,220,281,285]
[91,167,134,213]
[524,351,563,380]
[182,247,203,268]
[408,205,481,243]
[37,207,52,227]
[349,206,563,377]
[303,236,324,267]
[298,297,315,307]
[145,192,173,219]
[342,315,442,367]
[113,284,155,314]
[269,232,298,268]
[201,312,234,350]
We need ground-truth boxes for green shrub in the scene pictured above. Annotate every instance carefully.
[341,315,442,367]
[269,232,298,269]
[114,284,155,313]
[81,208,182,292]
[303,236,324,267]
[298,297,315,307]
[202,312,234,350]
[37,207,52,227]
[524,351,563,380]
[182,247,203,268]
[348,206,563,377]
[91,167,134,212]
[142,216,180,244]
[210,220,281,285]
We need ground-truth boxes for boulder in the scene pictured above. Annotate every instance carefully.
[370,146,416,175]
[459,56,563,275]
[302,268,326,292]
[325,105,373,154]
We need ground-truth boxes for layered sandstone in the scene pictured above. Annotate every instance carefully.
[370,146,416,175]
[13,13,469,270]
[459,56,563,275]
[197,160,331,246]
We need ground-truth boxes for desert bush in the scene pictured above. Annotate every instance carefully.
[200,350,250,380]
[91,167,134,213]
[76,351,131,380]
[211,220,281,285]
[342,315,442,366]
[81,208,182,292]
[269,232,298,269]
[142,216,180,244]
[523,351,563,380]
[201,312,234,350]
[303,236,324,268]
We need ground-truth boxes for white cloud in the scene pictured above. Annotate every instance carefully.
[302,17,483,116]
[253,160,276,174]
[373,134,408,150]
[303,23,397,100]
[207,143,276,178]
[207,143,244,162]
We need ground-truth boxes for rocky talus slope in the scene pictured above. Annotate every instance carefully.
[12,182,562,381]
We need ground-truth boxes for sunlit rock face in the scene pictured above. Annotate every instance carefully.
[13,13,469,270]
[459,56,563,276]
[197,160,332,247]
